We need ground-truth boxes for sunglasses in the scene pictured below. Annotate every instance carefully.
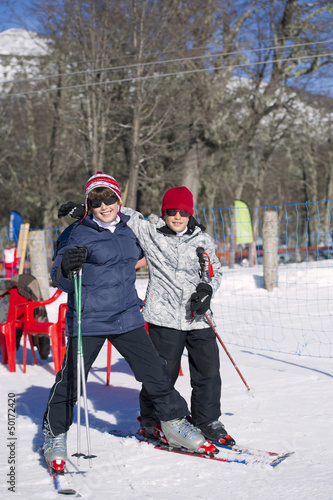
[89,194,119,209]
[165,209,191,217]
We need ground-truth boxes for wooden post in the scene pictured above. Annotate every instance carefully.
[229,209,236,268]
[122,179,129,206]
[249,239,257,267]
[263,211,278,292]
[17,223,30,274]
[27,230,50,300]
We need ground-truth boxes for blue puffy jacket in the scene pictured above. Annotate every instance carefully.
[51,213,145,337]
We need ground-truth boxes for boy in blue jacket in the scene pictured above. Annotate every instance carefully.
[43,172,215,473]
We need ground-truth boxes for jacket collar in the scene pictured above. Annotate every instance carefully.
[83,212,130,231]
[157,216,204,236]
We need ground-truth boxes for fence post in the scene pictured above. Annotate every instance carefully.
[229,209,236,268]
[17,223,30,274]
[263,210,278,292]
[27,230,50,300]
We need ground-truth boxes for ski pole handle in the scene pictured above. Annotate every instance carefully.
[196,247,205,265]
[196,247,214,277]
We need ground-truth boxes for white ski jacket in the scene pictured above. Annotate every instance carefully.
[121,207,223,331]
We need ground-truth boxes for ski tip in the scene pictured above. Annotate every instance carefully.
[270,451,295,467]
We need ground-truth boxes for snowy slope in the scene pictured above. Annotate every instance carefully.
[0,28,48,87]
[0,28,47,56]
[0,266,333,500]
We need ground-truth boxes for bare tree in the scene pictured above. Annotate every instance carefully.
[201,0,333,210]
[0,0,332,228]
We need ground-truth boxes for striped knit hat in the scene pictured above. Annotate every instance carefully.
[84,171,122,212]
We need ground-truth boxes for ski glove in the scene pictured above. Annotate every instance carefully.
[190,283,213,315]
[61,246,87,280]
[58,201,85,219]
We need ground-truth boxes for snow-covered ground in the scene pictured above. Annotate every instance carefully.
[0,29,47,57]
[0,265,333,499]
[0,28,48,92]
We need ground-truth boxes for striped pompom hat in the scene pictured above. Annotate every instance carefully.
[84,171,122,212]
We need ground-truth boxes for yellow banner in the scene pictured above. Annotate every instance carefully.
[234,200,253,245]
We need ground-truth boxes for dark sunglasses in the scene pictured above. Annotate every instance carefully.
[89,194,118,209]
[165,208,191,217]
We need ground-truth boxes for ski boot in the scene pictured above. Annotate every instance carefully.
[137,416,159,440]
[199,420,235,446]
[160,417,217,455]
[43,422,67,472]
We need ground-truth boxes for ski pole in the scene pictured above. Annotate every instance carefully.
[73,268,96,466]
[195,247,252,393]
[73,268,84,465]
[203,312,251,393]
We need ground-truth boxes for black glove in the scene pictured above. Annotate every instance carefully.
[58,201,85,219]
[187,216,206,233]
[61,246,87,280]
[190,283,213,315]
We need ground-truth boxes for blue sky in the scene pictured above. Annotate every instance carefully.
[0,0,43,32]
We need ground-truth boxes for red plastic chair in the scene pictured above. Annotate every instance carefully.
[0,287,32,372]
[57,303,68,365]
[23,301,68,374]
[20,289,67,374]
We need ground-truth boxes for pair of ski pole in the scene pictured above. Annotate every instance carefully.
[72,269,95,466]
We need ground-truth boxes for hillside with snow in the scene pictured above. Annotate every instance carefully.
[0,28,48,86]
[0,28,47,57]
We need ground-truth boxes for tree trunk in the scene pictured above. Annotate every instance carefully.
[181,141,206,205]
[27,231,50,300]
[325,152,333,245]
[127,90,142,208]
[263,210,278,292]
[125,0,144,209]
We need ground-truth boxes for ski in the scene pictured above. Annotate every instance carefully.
[215,443,295,467]
[41,449,78,496]
[108,429,294,467]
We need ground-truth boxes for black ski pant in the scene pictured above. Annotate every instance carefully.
[44,327,189,436]
[140,324,221,429]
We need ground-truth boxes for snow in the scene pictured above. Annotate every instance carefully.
[1,264,333,499]
[0,29,47,57]
[0,29,49,92]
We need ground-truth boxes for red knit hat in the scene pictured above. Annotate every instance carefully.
[161,186,194,217]
[85,171,122,211]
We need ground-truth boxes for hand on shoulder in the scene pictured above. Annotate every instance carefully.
[148,214,160,225]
